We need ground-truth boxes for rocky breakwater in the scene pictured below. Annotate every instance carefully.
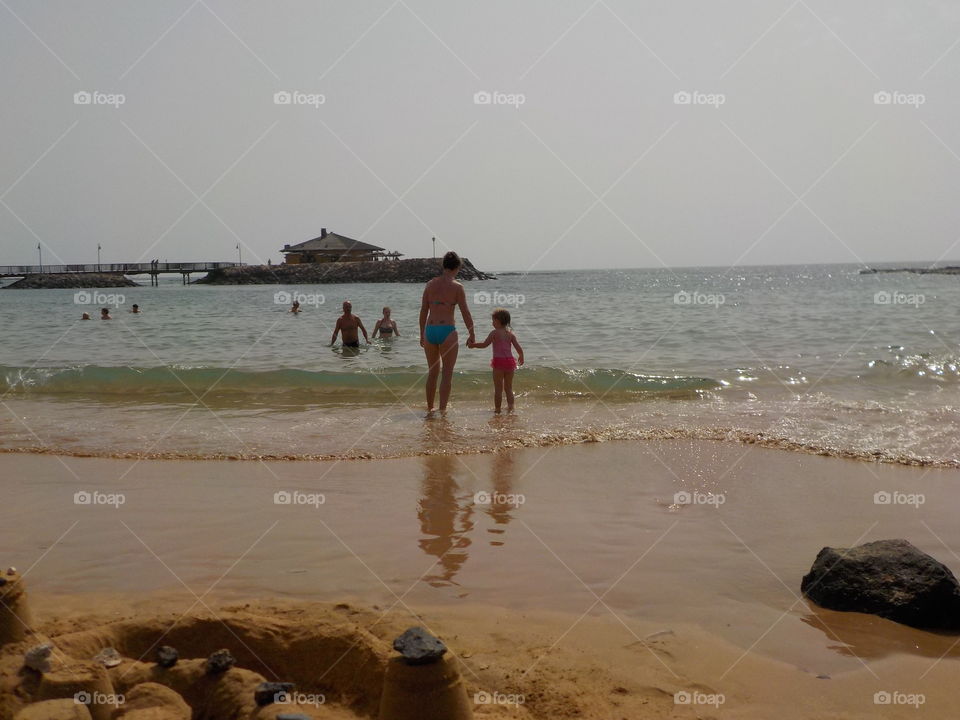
[3,274,138,290]
[196,257,494,285]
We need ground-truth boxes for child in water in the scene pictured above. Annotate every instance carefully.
[468,308,524,413]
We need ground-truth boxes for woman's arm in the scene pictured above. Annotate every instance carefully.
[457,284,475,344]
[419,289,429,346]
[393,320,400,337]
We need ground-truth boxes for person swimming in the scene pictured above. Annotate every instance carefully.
[130,304,141,314]
[419,251,475,412]
[330,300,369,348]
[81,312,91,320]
[290,300,301,313]
[373,306,399,338]
[100,308,112,320]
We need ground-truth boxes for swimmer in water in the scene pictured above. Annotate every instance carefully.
[290,300,301,313]
[373,306,399,338]
[130,304,141,314]
[100,308,112,320]
[81,312,91,320]
[330,300,369,348]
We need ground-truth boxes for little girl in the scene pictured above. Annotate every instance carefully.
[468,308,524,412]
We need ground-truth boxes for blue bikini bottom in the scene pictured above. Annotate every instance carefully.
[425,325,456,345]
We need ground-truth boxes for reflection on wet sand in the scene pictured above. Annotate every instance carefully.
[418,453,474,588]
[416,419,526,588]
[484,451,519,547]
[800,605,960,660]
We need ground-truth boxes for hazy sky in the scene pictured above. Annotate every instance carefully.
[2,1,960,271]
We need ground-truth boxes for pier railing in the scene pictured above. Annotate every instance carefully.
[0,262,242,277]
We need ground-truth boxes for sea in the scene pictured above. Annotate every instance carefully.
[2,263,959,466]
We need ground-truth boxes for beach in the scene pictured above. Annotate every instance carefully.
[3,440,960,717]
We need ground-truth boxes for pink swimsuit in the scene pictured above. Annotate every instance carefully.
[491,334,517,371]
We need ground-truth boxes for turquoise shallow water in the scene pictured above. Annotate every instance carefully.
[2,263,960,462]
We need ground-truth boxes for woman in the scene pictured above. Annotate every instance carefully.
[420,251,475,413]
[372,306,399,338]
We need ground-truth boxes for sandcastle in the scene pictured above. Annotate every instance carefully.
[0,574,489,720]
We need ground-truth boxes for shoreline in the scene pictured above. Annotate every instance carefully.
[1,429,956,469]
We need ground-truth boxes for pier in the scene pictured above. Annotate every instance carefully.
[0,261,242,285]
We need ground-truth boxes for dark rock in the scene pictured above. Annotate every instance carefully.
[205,648,236,674]
[801,539,960,629]
[254,681,295,706]
[392,626,447,665]
[0,578,6,587]
[196,257,495,285]
[276,714,311,720]
[156,645,179,668]
[3,273,139,289]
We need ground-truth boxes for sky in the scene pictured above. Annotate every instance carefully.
[2,1,960,272]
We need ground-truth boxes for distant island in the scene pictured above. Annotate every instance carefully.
[860,266,960,275]
[196,257,495,285]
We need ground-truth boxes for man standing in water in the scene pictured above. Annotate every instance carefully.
[330,300,369,348]
[420,251,475,413]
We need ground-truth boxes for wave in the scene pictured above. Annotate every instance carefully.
[1,425,955,468]
[0,364,721,401]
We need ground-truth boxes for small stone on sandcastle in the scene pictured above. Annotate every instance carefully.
[156,645,179,668]
[23,643,54,673]
[204,648,236,675]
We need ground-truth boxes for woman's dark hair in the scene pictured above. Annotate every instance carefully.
[442,251,462,271]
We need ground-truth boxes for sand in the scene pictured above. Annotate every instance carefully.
[2,440,960,717]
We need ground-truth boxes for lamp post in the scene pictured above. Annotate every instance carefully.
[432,237,436,259]
[97,243,101,272]
[236,243,242,265]
[37,243,42,272]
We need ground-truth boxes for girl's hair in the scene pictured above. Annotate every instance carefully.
[492,307,511,327]
[382,306,390,313]
[442,251,462,270]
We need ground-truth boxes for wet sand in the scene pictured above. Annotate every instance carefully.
[3,440,960,717]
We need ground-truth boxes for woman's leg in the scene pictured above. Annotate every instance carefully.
[423,342,441,411]
[438,331,459,412]
[503,370,515,410]
[492,369,505,413]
